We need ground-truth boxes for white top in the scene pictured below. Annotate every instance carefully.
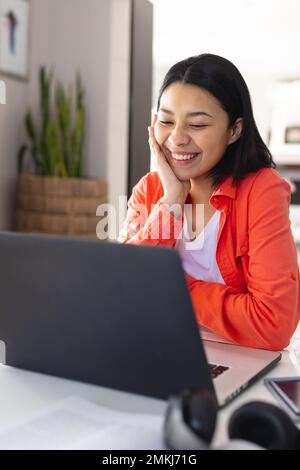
[175,210,225,284]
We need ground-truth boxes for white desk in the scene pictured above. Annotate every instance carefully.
[0,347,299,450]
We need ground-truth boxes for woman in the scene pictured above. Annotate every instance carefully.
[118,53,300,351]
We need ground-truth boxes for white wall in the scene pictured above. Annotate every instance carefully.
[152,0,300,142]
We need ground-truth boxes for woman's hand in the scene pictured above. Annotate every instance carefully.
[148,115,191,208]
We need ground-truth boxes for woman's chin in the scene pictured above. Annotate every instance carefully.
[172,165,197,180]
[174,172,192,182]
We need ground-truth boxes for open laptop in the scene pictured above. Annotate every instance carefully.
[0,232,281,408]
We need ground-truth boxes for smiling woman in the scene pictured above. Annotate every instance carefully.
[118,53,300,351]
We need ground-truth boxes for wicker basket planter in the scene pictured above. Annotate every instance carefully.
[15,175,108,240]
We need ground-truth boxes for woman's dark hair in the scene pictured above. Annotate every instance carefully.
[157,53,276,187]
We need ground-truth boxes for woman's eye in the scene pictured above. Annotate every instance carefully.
[158,121,207,129]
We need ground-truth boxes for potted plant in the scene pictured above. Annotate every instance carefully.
[15,67,107,239]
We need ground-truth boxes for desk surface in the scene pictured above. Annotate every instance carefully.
[0,347,299,450]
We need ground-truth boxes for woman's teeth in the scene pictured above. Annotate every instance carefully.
[172,153,199,161]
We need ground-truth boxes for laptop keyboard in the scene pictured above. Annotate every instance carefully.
[209,363,229,379]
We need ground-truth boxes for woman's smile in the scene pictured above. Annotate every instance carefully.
[170,152,202,167]
[163,147,202,167]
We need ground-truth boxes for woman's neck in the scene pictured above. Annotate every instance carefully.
[189,176,215,204]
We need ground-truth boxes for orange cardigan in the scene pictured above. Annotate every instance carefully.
[119,167,300,350]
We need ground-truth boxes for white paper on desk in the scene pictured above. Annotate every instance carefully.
[0,396,167,450]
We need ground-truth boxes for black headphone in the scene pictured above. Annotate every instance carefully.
[164,388,300,450]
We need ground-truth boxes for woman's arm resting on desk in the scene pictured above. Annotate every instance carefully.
[186,173,300,351]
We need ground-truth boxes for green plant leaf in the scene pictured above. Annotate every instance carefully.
[71,109,84,177]
[56,82,72,174]
[22,66,85,178]
[45,119,65,176]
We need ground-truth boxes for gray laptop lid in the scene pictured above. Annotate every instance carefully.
[0,232,215,401]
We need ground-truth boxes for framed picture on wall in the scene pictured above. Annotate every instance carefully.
[285,126,300,144]
[0,0,29,80]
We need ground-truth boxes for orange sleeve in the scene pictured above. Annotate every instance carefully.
[118,174,183,247]
[185,173,300,351]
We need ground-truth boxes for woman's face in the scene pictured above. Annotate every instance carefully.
[154,82,241,182]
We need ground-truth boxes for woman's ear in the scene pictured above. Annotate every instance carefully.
[228,117,243,145]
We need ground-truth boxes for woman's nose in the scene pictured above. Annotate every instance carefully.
[168,126,190,147]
